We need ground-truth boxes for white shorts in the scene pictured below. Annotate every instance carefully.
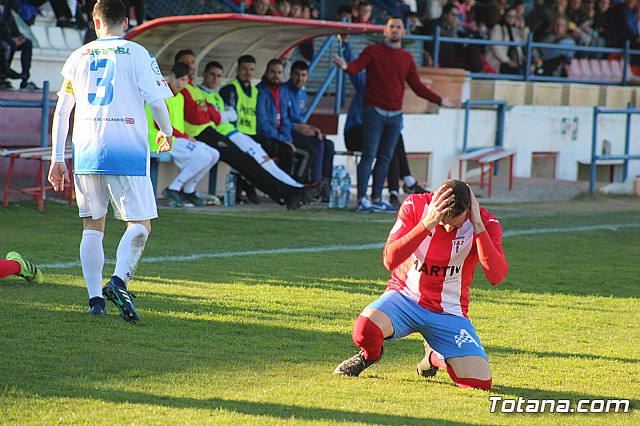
[170,138,218,169]
[74,174,158,221]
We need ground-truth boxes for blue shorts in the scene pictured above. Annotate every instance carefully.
[366,290,488,360]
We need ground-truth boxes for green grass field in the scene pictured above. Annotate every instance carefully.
[1,198,639,425]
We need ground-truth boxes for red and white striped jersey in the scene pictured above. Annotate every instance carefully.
[383,193,508,318]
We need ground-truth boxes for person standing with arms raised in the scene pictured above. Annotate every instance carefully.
[333,17,457,213]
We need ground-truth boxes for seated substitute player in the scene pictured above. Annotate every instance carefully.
[147,63,220,208]
[334,179,508,390]
[0,252,43,283]
[48,0,173,322]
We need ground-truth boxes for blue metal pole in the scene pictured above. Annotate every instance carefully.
[496,102,505,148]
[462,101,471,151]
[334,62,344,113]
[308,36,334,76]
[622,40,629,86]
[40,81,50,148]
[623,102,632,181]
[432,26,440,68]
[302,67,336,123]
[590,107,598,195]
[524,33,533,82]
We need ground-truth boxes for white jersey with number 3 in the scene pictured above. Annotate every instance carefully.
[61,36,172,176]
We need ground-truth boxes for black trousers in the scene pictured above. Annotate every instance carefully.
[252,135,295,179]
[344,125,411,193]
[196,127,297,204]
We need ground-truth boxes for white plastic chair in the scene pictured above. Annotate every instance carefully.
[62,28,84,50]
[47,26,68,51]
[578,58,594,80]
[568,59,582,80]
[30,25,53,50]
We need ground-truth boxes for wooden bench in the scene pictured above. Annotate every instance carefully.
[1,146,74,211]
[459,148,516,197]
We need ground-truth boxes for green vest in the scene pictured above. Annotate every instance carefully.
[223,78,257,135]
[183,83,214,137]
[199,87,235,136]
[146,92,184,151]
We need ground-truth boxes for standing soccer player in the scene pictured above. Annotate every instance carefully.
[334,179,508,390]
[48,0,173,322]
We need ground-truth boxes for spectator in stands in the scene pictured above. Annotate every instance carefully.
[0,0,38,90]
[539,15,576,75]
[333,17,455,213]
[197,60,305,202]
[290,0,304,18]
[177,59,320,209]
[257,59,317,183]
[486,6,530,74]
[125,0,144,26]
[438,2,485,72]
[342,38,428,207]
[276,0,292,17]
[592,0,611,42]
[249,0,276,15]
[353,1,372,23]
[26,0,75,27]
[147,63,220,208]
[566,0,606,57]
[525,0,555,40]
[0,252,42,283]
[476,0,508,29]
[335,4,353,21]
[282,60,335,200]
[606,0,640,63]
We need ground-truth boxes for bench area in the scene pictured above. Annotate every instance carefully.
[459,148,516,197]
[1,146,74,211]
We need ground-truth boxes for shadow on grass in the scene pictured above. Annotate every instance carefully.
[29,387,469,425]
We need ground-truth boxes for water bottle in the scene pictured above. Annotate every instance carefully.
[224,172,236,207]
[328,166,342,209]
[339,171,351,209]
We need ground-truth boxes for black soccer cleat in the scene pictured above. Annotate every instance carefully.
[417,340,439,378]
[102,277,140,323]
[333,348,383,377]
[87,296,107,316]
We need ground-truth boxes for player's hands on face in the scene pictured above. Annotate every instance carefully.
[156,131,173,153]
[421,185,455,230]
[48,161,70,192]
[469,187,481,224]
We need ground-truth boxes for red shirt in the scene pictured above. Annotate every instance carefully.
[382,194,508,318]
[345,42,442,111]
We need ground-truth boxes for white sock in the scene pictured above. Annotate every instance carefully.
[114,224,149,285]
[80,230,104,299]
[403,175,416,187]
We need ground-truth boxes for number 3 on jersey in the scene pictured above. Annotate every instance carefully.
[88,58,115,106]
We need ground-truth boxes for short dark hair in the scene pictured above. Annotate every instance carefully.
[291,60,308,73]
[386,15,405,25]
[442,3,458,17]
[93,0,126,26]
[358,1,371,8]
[174,49,195,65]
[238,55,256,67]
[441,179,471,218]
[265,59,284,72]
[171,62,190,79]
[204,61,223,72]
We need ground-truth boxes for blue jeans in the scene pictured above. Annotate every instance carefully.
[357,105,402,200]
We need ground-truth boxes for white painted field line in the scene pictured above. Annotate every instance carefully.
[40,223,640,270]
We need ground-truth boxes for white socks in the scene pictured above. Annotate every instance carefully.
[80,230,104,299]
[403,175,416,187]
[114,223,149,285]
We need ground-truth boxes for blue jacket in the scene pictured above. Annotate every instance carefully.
[343,42,366,132]
[256,79,293,142]
[280,80,307,124]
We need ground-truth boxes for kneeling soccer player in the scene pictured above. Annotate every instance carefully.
[334,179,508,390]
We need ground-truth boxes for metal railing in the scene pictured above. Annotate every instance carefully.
[405,28,640,86]
[590,104,640,194]
[462,100,507,152]
[0,81,52,148]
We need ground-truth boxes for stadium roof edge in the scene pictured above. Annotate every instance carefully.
[125,13,382,78]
